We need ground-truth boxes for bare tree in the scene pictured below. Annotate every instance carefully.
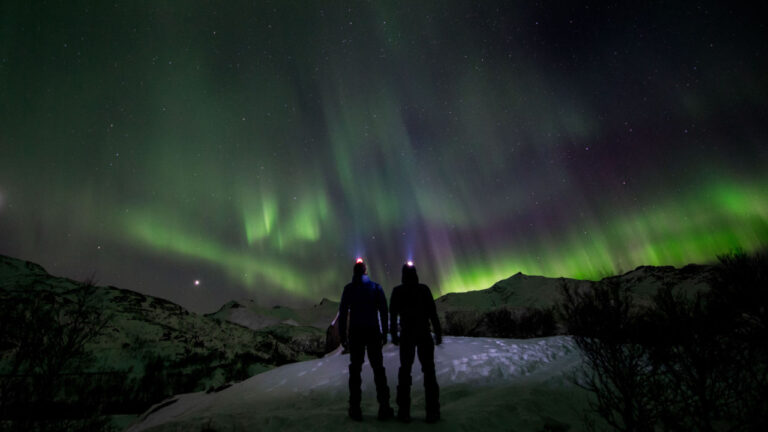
[0,280,113,431]
[559,279,662,432]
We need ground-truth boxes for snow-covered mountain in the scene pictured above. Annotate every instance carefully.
[206,265,714,346]
[207,297,339,330]
[438,264,711,311]
[127,335,592,431]
[0,254,327,415]
[435,264,713,337]
[0,252,717,429]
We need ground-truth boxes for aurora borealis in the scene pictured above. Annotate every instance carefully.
[1,2,767,312]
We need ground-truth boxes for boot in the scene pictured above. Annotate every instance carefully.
[377,404,394,420]
[425,410,440,423]
[397,406,411,423]
[424,368,440,423]
[348,406,362,421]
[396,370,412,423]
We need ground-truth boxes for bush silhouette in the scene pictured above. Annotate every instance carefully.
[559,251,768,431]
[0,280,114,431]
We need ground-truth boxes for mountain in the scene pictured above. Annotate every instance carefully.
[0,254,327,423]
[126,335,591,431]
[435,264,713,338]
[207,297,339,330]
[206,297,341,356]
[205,264,715,345]
[0,252,719,429]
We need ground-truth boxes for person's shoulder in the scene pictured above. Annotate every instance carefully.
[420,283,434,295]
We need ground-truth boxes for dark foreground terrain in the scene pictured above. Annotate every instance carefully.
[2,252,765,431]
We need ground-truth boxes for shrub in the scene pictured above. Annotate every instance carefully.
[0,281,114,431]
[559,251,768,431]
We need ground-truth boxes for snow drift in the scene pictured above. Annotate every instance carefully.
[127,335,592,431]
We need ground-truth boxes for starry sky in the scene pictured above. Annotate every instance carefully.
[1,1,767,312]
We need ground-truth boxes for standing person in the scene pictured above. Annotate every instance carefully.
[338,258,394,421]
[390,261,442,423]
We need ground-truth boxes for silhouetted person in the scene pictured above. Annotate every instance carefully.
[390,262,442,423]
[338,259,394,421]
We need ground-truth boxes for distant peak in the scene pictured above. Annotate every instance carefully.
[506,271,527,280]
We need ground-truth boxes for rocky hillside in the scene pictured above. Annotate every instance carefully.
[0,254,326,419]
[207,297,339,330]
[206,264,715,345]
[436,264,714,338]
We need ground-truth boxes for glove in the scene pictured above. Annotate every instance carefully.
[381,333,388,347]
[391,334,400,346]
[434,333,442,346]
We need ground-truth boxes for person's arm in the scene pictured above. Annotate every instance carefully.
[377,285,388,345]
[338,285,349,347]
[389,287,400,345]
[425,285,442,345]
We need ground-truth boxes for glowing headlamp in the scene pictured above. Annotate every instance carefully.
[356,258,364,264]
[406,260,414,267]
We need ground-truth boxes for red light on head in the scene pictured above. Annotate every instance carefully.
[406,260,414,267]
[356,258,364,264]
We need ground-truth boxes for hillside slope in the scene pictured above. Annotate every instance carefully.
[127,335,591,432]
[435,264,713,337]
[0,254,325,415]
[207,297,339,331]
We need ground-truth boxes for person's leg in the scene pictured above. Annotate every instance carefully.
[397,337,417,421]
[417,335,440,422]
[348,338,365,420]
[366,333,393,419]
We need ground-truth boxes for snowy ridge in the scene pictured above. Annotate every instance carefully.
[437,264,711,312]
[0,253,328,411]
[127,336,590,431]
[434,264,713,338]
[207,298,339,331]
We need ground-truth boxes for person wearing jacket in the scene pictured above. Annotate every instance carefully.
[338,259,394,421]
[389,262,442,423]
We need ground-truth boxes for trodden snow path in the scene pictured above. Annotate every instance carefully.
[126,336,592,432]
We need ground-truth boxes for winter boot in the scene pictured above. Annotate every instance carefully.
[377,404,394,420]
[397,406,411,423]
[396,369,412,423]
[425,410,440,423]
[348,406,362,421]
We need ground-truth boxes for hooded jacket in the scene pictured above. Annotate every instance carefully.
[338,275,388,339]
[389,267,442,338]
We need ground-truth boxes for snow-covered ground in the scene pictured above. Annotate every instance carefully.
[127,336,592,431]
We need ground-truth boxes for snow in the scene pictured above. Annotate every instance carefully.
[208,299,339,331]
[126,336,593,431]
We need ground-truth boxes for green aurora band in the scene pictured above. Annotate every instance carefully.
[1,1,767,311]
[119,178,768,298]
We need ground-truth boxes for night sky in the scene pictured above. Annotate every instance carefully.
[1,1,767,312]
